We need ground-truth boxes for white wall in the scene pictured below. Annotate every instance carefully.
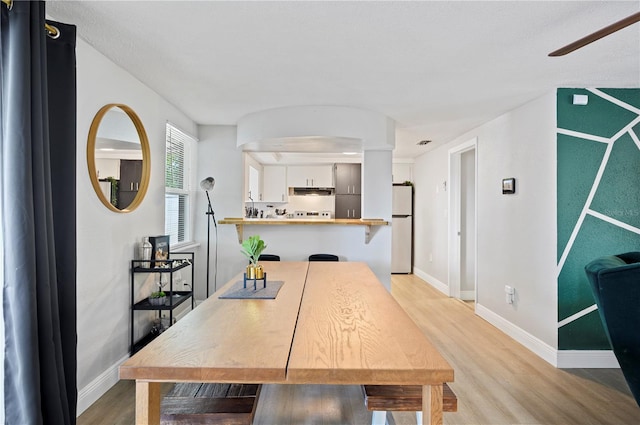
[76,38,197,413]
[193,125,248,299]
[414,92,558,357]
[362,150,393,286]
[414,148,449,283]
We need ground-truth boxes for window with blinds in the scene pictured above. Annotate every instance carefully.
[165,123,195,246]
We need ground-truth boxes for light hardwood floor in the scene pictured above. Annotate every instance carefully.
[78,274,640,424]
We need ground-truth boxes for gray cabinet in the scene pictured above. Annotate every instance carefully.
[335,194,361,219]
[334,163,361,194]
[119,159,142,208]
[334,163,361,219]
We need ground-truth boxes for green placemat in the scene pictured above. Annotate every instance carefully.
[218,280,284,299]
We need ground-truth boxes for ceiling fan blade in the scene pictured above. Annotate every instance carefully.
[549,11,640,56]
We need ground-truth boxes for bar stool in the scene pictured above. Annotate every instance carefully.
[308,254,339,262]
[258,254,280,261]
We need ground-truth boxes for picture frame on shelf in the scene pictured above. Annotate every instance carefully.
[149,235,170,267]
[502,177,516,194]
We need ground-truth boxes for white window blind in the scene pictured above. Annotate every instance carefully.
[165,123,195,246]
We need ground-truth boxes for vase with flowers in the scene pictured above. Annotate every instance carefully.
[240,235,267,280]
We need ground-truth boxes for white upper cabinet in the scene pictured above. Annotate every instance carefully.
[392,163,413,184]
[287,165,334,187]
[263,165,288,203]
[247,164,262,201]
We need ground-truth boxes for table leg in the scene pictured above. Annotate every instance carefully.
[422,384,443,425]
[136,381,161,425]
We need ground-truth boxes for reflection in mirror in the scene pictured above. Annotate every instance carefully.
[87,104,150,213]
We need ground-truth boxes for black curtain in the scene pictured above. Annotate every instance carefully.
[1,1,77,424]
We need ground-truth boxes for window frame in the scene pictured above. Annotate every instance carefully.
[165,123,197,249]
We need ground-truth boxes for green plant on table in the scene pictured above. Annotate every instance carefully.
[149,291,166,298]
[241,235,268,280]
[240,235,267,265]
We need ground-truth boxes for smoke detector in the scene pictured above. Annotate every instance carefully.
[417,140,432,146]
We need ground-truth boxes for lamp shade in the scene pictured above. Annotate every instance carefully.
[200,177,215,191]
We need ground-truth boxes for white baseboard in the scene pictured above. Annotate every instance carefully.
[556,350,619,368]
[475,304,619,369]
[475,303,558,366]
[413,267,449,295]
[77,353,129,416]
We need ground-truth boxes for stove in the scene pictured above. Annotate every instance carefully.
[294,211,332,219]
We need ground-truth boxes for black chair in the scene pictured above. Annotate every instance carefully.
[308,254,339,262]
[585,252,640,407]
[258,254,280,261]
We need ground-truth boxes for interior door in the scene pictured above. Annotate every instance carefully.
[448,138,477,301]
[460,149,476,300]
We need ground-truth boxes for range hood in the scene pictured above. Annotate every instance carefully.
[290,187,335,196]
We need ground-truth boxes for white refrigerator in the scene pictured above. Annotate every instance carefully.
[392,185,413,273]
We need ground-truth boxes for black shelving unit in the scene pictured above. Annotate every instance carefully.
[130,252,194,354]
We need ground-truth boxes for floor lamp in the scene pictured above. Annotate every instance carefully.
[200,177,217,298]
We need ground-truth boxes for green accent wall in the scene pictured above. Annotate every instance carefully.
[557,88,640,350]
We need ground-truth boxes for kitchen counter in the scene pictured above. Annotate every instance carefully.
[219,217,389,244]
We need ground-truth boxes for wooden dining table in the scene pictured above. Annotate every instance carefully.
[119,261,454,425]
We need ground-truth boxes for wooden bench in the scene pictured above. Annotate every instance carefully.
[363,383,457,425]
[161,383,261,425]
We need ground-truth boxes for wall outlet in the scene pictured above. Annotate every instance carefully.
[505,285,515,304]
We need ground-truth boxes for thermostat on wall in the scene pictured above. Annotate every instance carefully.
[573,94,588,105]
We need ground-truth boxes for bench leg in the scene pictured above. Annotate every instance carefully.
[416,411,423,424]
[422,384,443,425]
[371,410,388,425]
[136,381,161,425]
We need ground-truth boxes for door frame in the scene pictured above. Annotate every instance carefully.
[447,137,477,300]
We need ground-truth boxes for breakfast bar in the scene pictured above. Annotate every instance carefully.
[119,261,454,424]
[219,217,389,244]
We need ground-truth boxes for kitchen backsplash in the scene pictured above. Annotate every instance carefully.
[248,195,335,217]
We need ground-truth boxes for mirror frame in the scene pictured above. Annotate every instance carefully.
[86,103,151,213]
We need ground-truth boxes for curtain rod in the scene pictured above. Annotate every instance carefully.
[2,0,60,39]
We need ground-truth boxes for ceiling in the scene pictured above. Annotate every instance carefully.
[47,1,640,160]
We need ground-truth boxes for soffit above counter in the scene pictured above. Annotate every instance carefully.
[237,106,395,153]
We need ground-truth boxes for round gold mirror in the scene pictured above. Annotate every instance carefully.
[87,104,151,213]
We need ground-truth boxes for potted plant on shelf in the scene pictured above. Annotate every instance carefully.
[148,290,166,306]
[240,235,267,279]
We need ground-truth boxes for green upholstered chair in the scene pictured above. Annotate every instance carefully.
[585,252,640,407]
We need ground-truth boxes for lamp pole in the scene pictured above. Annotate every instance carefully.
[205,198,212,297]
[200,177,216,298]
